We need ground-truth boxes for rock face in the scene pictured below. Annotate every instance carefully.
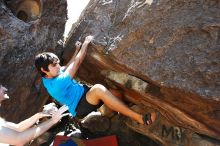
[62,0,220,143]
[0,0,66,122]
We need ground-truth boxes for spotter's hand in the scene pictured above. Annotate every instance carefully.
[51,105,70,124]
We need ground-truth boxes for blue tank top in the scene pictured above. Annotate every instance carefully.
[42,69,84,116]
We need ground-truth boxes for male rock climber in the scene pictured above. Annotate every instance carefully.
[35,35,156,126]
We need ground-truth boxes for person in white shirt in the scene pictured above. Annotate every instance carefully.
[0,84,68,146]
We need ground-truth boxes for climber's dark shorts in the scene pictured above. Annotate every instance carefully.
[76,85,103,119]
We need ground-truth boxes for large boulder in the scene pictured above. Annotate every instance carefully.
[0,0,66,122]
[63,0,220,142]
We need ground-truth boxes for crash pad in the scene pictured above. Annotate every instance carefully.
[53,135,118,146]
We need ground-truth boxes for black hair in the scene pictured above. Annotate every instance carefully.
[35,52,60,77]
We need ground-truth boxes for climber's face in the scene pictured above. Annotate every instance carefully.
[41,62,61,78]
[0,85,9,105]
[48,62,61,77]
